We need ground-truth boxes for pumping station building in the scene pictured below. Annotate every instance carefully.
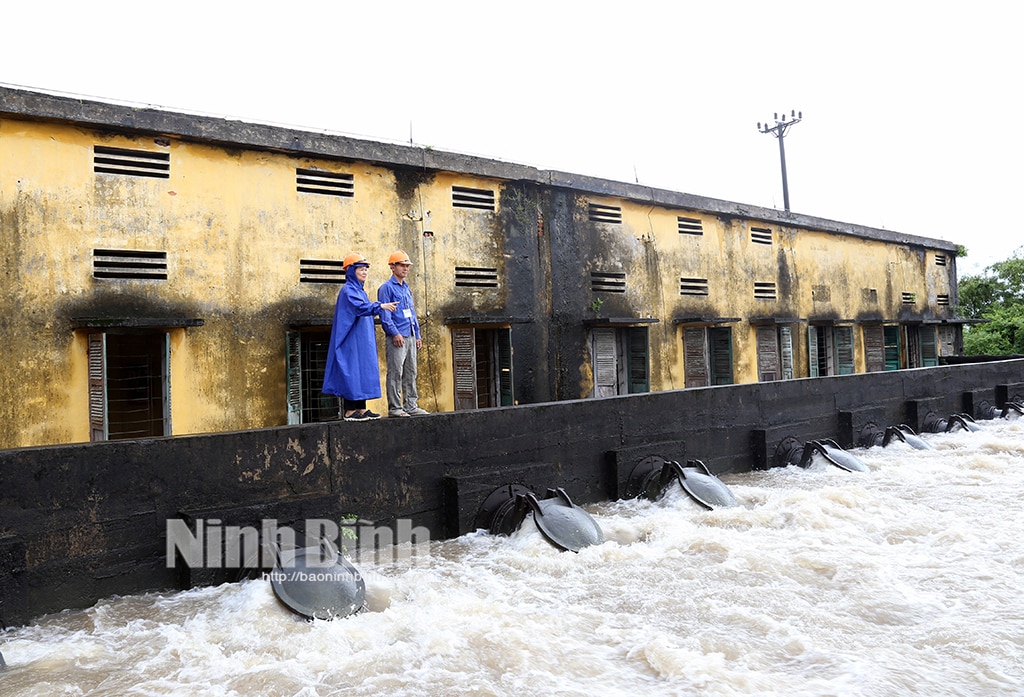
[0,85,964,450]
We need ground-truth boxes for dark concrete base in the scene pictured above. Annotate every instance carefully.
[2,360,1023,627]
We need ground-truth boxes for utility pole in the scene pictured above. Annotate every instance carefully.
[757,110,802,212]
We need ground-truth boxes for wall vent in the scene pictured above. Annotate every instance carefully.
[935,254,948,266]
[452,186,496,211]
[299,259,346,284]
[677,217,704,235]
[93,249,168,280]
[750,227,773,245]
[588,203,622,224]
[679,277,710,296]
[936,293,950,306]
[93,145,170,179]
[455,266,499,288]
[754,281,777,299]
[902,292,917,305]
[296,168,354,197]
[591,271,626,293]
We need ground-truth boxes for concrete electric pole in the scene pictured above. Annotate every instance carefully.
[757,110,802,212]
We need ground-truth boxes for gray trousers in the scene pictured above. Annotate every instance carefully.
[385,336,419,414]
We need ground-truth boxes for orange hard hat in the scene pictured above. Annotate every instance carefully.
[388,250,412,265]
[342,252,369,270]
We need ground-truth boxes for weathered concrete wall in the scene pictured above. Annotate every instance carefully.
[1,86,963,450]
[2,359,1023,628]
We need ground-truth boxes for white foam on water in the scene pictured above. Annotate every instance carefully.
[3,421,1024,696]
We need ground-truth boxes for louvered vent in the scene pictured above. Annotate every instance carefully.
[455,266,499,288]
[902,292,917,304]
[588,203,622,224]
[93,249,168,280]
[679,277,709,296]
[754,282,777,299]
[678,217,704,235]
[452,186,496,211]
[93,145,170,179]
[300,259,346,284]
[591,271,626,293]
[296,168,354,197]
[935,254,948,266]
[750,227,773,245]
[937,294,950,306]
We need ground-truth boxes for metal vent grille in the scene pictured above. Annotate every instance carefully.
[455,266,499,288]
[679,277,709,296]
[296,168,354,197]
[937,293,950,306]
[678,217,704,235]
[452,186,495,211]
[754,281,777,299]
[300,259,346,284]
[902,292,917,304]
[750,227,773,245]
[93,249,168,280]
[588,203,622,224]
[93,145,170,179]
[935,254,948,266]
[591,271,626,293]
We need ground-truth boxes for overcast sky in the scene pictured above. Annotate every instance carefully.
[3,1,1019,275]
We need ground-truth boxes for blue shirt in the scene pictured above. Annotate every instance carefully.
[322,278,384,400]
[377,276,421,339]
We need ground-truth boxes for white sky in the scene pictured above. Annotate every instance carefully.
[3,0,1020,275]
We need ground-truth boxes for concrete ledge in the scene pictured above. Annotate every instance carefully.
[2,359,1023,626]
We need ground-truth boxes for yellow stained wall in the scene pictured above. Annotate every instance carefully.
[0,112,953,448]
[592,197,950,390]
[0,118,474,447]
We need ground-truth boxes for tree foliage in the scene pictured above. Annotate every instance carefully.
[958,249,1024,355]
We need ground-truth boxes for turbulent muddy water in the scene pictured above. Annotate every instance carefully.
[3,421,1024,696]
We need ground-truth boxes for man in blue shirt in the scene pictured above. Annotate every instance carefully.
[378,250,428,417]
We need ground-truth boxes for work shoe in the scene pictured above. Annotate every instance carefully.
[344,411,369,422]
[362,410,382,420]
[405,407,430,416]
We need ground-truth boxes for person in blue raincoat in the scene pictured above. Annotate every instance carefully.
[322,252,398,420]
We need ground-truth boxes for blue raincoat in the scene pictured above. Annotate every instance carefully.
[322,276,384,400]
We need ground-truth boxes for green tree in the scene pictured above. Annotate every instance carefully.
[958,249,1024,355]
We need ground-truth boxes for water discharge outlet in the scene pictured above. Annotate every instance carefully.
[268,538,366,620]
[474,486,604,553]
[625,455,738,509]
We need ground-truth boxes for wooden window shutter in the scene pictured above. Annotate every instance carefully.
[864,326,885,372]
[497,329,513,406]
[88,332,107,441]
[835,326,855,375]
[920,327,938,367]
[453,328,478,410]
[938,325,955,357]
[907,327,922,368]
[808,326,820,377]
[286,331,303,424]
[779,326,794,380]
[884,326,901,370]
[756,326,779,381]
[709,328,733,385]
[683,327,709,388]
[592,328,618,397]
[626,327,649,394]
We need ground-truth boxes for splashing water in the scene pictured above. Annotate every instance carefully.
[3,422,1024,696]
